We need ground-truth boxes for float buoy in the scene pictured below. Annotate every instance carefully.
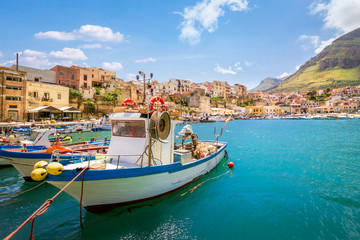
[46,162,64,175]
[200,152,208,158]
[31,168,47,181]
[149,96,166,113]
[34,160,48,169]
[228,162,234,168]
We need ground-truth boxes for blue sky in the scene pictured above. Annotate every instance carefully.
[1,0,359,89]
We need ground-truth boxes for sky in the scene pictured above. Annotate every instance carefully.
[1,0,360,89]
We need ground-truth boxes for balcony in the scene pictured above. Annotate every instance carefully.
[41,97,53,102]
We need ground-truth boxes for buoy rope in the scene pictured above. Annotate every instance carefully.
[180,167,231,197]
[4,166,88,240]
[0,181,46,199]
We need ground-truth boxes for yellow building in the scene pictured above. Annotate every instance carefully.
[26,81,69,109]
[245,106,263,115]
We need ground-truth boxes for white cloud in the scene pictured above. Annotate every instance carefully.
[278,72,290,79]
[178,0,249,45]
[49,48,87,60]
[214,64,236,75]
[299,34,335,54]
[214,61,244,74]
[309,0,360,33]
[244,61,252,67]
[35,25,125,42]
[0,49,74,68]
[104,46,112,50]
[295,65,301,71]
[135,57,156,63]
[102,62,123,71]
[79,43,102,49]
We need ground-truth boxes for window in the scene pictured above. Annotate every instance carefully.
[71,74,74,80]
[59,72,64,75]
[84,75,87,81]
[6,86,22,90]
[33,92,38,98]
[34,78,39,82]
[111,120,146,138]
[9,105,17,108]
[5,96,21,101]
[84,83,87,88]
[6,76,22,82]
[101,75,105,81]
[92,74,94,78]
[58,94,61,100]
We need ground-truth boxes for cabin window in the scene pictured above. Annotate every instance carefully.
[111,120,146,138]
[29,132,39,141]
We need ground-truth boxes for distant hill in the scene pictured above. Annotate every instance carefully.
[270,27,360,93]
[249,77,282,92]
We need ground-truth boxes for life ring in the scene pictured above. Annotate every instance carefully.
[149,96,166,113]
[121,98,137,108]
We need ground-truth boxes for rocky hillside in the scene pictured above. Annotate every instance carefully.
[270,27,360,93]
[249,77,282,92]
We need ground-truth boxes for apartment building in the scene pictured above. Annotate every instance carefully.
[0,67,27,121]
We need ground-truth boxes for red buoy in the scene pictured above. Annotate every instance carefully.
[228,162,234,168]
[79,137,82,140]
[200,152,208,158]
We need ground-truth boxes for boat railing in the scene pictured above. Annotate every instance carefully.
[50,150,143,169]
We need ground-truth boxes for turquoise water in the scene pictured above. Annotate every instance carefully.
[1,120,360,239]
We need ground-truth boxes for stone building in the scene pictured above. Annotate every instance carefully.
[0,67,27,121]
[11,65,56,84]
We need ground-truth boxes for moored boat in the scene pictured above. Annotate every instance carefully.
[45,110,228,212]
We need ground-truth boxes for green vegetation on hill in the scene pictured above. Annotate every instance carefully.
[270,27,360,93]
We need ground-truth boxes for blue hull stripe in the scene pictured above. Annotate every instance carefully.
[47,143,227,182]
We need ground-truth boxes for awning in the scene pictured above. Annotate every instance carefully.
[59,106,81,113]
[27,105,62,113]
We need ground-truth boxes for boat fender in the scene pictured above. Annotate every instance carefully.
[34,160,48,169]
[46,162,64,175]
[200,152,208,158]
[31,168,47,181]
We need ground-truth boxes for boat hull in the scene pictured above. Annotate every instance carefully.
[47,144,227,212]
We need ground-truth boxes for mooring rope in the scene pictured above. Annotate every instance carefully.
[0,181,46,199]
[4,166,88,240]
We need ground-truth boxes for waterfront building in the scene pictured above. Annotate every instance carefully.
[169,78,191,94]
[335,102,358,113]
[231,84,247,99]
[248,91,269,100]
[26,81,69,109]
[0,67,27,121]
[211,80,227,99]
[263,106,282,115]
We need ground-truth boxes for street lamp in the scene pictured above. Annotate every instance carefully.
[136,71,153,103]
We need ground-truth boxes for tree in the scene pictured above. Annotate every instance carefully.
[104,89,122,107]
[69,88,83,108]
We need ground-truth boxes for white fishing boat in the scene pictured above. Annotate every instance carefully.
[45,110,228,212]
[100,115,112,131]
[338,113,350,119]
[0,128,55,166]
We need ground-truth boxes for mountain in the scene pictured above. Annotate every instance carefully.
[270,27,360,93]
[249,77,282,92]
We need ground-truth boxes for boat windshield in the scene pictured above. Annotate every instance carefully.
[111,120,146,138]
[29,132,39,141]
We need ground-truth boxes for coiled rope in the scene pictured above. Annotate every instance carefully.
[4,167,88,240]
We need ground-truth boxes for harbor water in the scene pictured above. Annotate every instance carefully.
[1,120,360,239]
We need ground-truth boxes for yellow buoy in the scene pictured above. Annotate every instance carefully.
[34,160,48,169]
[31,168,47,181]
[46,162,64,175]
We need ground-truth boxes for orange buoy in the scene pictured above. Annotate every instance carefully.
[200,152,208,158]
[228,162,234,168]
[79,137,82,140]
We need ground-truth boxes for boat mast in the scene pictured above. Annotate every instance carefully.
[137,71,153,166]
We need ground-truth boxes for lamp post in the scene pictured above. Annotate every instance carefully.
[136,71,153,104]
